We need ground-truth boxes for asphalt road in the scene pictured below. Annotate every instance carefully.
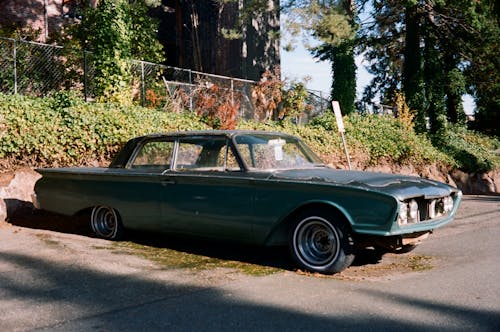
[1,195,499,331]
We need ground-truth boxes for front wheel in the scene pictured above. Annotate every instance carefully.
[289,210,355,274]
[375,244,417,255]
[90,206,124,240]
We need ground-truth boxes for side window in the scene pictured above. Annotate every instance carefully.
[216,146,240,171]
[131,140,174,170]
[176,142,204,170]
[175,137,241,171]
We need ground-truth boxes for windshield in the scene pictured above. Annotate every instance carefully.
[234,133,324,170]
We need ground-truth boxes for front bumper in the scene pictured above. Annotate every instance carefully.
[356,231,431,251]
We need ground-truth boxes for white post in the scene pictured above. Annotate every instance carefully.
[332,101,352,170]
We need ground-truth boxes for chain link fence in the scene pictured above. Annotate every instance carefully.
[0,37,329,122]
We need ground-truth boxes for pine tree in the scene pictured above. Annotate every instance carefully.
[361,0,496,134]
[282,1,357,114]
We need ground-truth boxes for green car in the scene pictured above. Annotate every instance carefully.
[33,130,462,274]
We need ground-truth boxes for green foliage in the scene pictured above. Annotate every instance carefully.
[362,1,498,136]
[464,0,500,136]
[282,2,357,47]
[1,93,498,173]
[432,125,500,173]
[0,93,207,167]
[0,29,69,97]
[75,0,133,104]
[50,91,82,111]
[126,1,165,63]
[282,1,357,115]
[0,22,42,41]
[281,81,312,119]
[69,0,165,104]
[310,7,357,45]
[314,41,356,115]
[310,112,454,168]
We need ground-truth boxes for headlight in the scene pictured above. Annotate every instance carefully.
[443,196,454,212]
[429,200,437,219]
[429,196,454,219]
[398,203,408,225]
[399,195,454,225]
[408,199,419,223]
[398,199,420,225]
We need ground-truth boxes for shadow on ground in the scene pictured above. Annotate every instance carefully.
[1,249,498,331]
[6,202,385,273]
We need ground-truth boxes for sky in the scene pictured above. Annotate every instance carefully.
[280,42,476,115]
[280,43,368,100]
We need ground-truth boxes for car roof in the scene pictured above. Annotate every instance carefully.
[134,130,296,140]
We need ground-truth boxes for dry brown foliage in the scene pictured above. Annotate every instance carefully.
[251,67,283,121]
[145,89,162,109]
[194,83,240,130]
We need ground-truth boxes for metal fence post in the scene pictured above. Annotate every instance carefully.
[141,60,145,106]
[83,49,88,102]
[188,69,193,110]
[13,39,17,94]
[230,79,234,106]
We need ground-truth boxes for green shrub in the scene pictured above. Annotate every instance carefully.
[1,93,498,173]
[0,93,207,167]
[433,125,500,173]
[309,112,454,168]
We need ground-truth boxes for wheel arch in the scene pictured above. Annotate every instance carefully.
[264,201,354,246]
[75,206,94,218]
[75,205,123,219]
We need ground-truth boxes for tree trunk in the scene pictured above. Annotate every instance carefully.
[402,5,426,132]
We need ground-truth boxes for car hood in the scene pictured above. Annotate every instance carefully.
[269,168,457,200]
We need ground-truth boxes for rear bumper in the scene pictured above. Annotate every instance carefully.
[31,193,40,209]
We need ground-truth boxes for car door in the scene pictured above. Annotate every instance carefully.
[160,136,255,242]
[117,138,175,231]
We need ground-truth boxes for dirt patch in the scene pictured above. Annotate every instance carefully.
[334,253,433,281]
[292,249,434,282]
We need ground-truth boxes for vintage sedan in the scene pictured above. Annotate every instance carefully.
[33,130,462,274]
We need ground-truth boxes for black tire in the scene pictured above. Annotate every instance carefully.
[289,209,355,274]
[90,206,124,240]
[395,244,417,253]
[375,244,417,255]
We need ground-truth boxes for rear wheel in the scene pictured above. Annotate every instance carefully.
[289,209,355,274]
[90,206,124,240]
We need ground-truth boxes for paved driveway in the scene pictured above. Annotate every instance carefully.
[1,195,499,331]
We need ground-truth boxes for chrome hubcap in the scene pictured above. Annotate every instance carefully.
[91,206,118,239]
[294,217,340,268]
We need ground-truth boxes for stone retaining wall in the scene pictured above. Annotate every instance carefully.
[0,169,41,223]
